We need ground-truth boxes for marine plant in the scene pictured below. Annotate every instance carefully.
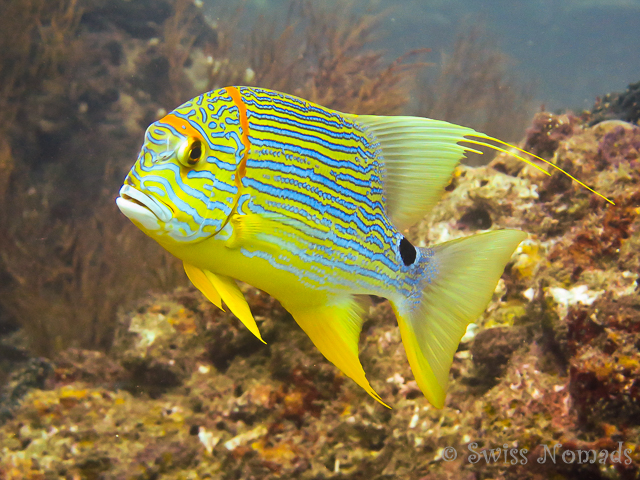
[0,0,81,210]
[417,24,534,160]
[0,0,428,356]
[0,0,533,358]
[203,1,428,114]
[158,0,205,106]
[245,2,428,114]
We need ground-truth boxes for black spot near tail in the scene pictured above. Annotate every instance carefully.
[399,237,417,266]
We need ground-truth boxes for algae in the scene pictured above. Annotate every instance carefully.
[1,1,639,479]
[2,111,640,479]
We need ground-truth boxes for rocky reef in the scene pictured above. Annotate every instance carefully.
[1,108,639,479]
[1,0,639,479]
[588,81,640,126]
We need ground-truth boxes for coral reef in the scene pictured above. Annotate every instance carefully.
[1,106,640,479]
[5,1,637,478]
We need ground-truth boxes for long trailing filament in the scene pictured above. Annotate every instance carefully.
[462,134,615,206]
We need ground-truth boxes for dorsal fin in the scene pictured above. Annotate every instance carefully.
[347,114,487,232]
[348,114,614,232]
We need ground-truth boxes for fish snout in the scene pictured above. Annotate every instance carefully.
[116,184,173,231]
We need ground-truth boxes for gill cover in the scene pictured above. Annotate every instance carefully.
[123,89,249,240]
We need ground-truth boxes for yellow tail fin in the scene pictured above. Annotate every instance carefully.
[392,230,527,408]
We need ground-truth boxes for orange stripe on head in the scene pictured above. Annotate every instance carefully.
[159,114,204,185]
[225,87,251,154]
[160,113,204,140]
[215,87,253,234]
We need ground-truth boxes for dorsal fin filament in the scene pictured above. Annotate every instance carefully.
[463,134,615,206]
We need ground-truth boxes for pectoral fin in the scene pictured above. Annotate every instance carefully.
[226,212,330,249]
[226,213,266,249]
[287,296,389,408]
[183,262,265,344]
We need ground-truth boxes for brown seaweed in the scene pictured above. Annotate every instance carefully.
[417,24,534,163]
[0,0,431,357]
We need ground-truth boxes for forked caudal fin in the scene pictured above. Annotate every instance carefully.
[391,230,527,408]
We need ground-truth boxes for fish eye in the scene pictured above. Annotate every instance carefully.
[178,137,204,167]
[189,141,202,162]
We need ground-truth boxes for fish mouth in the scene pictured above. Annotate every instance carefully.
[116,185,173,223]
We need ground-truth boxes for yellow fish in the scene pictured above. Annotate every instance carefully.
[117,87,611,408]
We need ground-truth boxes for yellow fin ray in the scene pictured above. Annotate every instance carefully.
[226,213,266,249]
[183,262,223,310]
[206,271,265,344]
[226,212,331,250]
[184,262,265,344]
[392,230,527,408]
[346,114,614,235]
[347,114,483,231]
[287,296,390,408]
[465,134,615,205]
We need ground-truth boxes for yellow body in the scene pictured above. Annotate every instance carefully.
[118,87,608,407]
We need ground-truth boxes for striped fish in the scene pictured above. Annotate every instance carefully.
[117,86,612,408]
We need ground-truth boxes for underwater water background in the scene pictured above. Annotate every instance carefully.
[0,0,640,479]
[221,0,640,111]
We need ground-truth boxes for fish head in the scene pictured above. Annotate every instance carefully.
[117,96,242,244]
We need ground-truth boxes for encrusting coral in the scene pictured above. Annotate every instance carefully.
[3,1,638,479]
[1,104,639,479]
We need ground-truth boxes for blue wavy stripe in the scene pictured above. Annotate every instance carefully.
[246,158,385,215]
[248,110,378,152]
[239,244,407,295]
[131,170,206,224]
[249,122,373,159]
[248,136,371,174]
[187,169,237,194]
[250,201,395,269]
[136,161,210,206]
[244,176,389,252]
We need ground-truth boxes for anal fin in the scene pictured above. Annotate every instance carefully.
[183,262,265,344]
[287,296,389,408]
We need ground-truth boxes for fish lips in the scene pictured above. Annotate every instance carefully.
[116,185,173,229]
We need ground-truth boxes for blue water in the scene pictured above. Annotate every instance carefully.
[216,0,640,111]
[382,0,640,110]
